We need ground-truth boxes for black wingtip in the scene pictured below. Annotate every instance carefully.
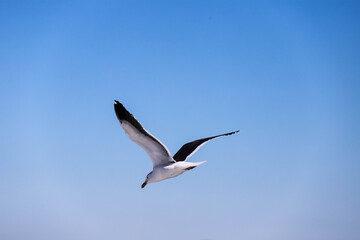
[226,130,240,136]
[114,100,129,121]
[219,130,239,137]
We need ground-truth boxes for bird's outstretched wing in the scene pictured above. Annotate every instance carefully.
[114,101,175,167]
[173,130,239,162]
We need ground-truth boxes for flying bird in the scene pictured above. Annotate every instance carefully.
[114,100,239,188]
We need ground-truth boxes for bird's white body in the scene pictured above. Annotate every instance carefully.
[148,161,206,183]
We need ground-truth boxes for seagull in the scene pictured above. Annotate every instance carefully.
[114,100,239,188]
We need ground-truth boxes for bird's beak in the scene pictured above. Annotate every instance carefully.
[141,181,148,188]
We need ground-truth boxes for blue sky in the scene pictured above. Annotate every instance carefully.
[0,1,359,240]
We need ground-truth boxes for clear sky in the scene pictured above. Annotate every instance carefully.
[1,1,359,240]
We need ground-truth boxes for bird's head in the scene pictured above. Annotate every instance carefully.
[141,172,153,188]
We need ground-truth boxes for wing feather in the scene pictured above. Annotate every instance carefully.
[173,130,239,161]
[114,101,174,166]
